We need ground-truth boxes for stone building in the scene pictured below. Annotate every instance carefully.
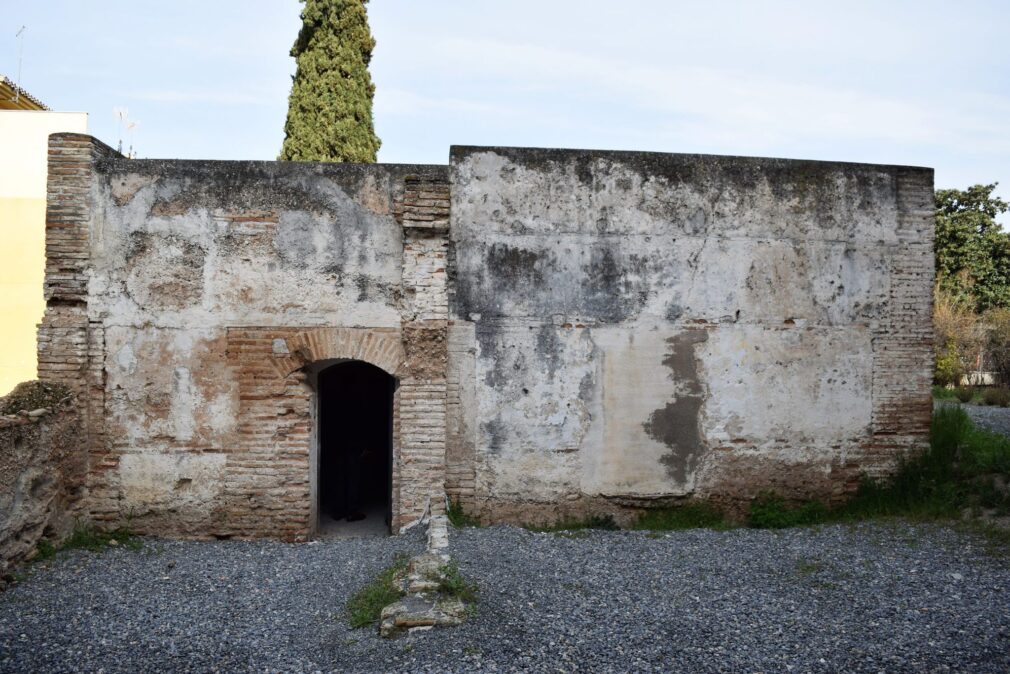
[37,133,934,540]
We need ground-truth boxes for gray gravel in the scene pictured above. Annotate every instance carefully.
[951,401,1010,438]
[1,523,1008,673]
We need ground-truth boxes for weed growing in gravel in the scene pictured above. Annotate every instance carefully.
[748,493,828,528]
[346,554,408,628]
[447,500,481,528]
[633,502,729,531]
[14,525,141,586]
[33,540,57,562]
[527,515,618,534]
[61,525,142,552]
[27,524,140,565]
[437,561,479,605]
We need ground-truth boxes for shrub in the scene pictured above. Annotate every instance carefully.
[955,386,976,403]
[934,287,982,386]
[935,340,964,387]
[981,387,1010,407]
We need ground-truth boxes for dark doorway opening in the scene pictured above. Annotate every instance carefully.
[317,361,394,535]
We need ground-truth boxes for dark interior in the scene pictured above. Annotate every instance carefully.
[317,361,394,529]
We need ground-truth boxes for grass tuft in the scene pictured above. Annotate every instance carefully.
[447,500,481,528]
[744,406,1010,535]
[633,502,729,531]
[346,554,408,628]
[61,525,142,552]
[437,561,479,604]
[527,514,618,533]
[748,492,828,529]
[932,385,958,400]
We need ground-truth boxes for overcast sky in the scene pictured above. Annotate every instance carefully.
[2,1,1008,221]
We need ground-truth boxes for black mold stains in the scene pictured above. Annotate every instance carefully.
[665,302,684,322]
[535,324,562,379]
[643,330,709,484]
[580,247,646,323]
[486,243,546,289]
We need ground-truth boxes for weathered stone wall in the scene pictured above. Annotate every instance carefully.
[40,133,450,539]
[447,146,934,524]
[39,133,933,537]
[0,385,84,583]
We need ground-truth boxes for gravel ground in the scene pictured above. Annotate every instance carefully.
[945,401,1010,438]
[1,523,1008,673]
[0,525,1005,674]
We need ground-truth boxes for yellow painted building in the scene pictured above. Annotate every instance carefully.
[0,76,88,394]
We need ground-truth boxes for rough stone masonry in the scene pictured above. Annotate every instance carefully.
[36,133,934,540]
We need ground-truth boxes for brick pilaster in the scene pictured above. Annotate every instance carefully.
[37,133,120,518]
[396,175,451,531]
[866,167,935,470]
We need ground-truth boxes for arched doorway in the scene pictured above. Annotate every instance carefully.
[316,360,395,536]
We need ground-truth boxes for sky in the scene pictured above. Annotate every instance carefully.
[2,0,1008,222]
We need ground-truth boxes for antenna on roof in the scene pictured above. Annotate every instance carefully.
[14,25,25,104]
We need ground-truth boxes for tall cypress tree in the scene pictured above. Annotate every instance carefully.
[280,0,381,162]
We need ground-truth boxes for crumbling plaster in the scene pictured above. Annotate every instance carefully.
[78,155,448,537]
[38,133,932,537]
[448,146,932,521]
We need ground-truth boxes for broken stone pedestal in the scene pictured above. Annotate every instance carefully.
[379,515,467,638]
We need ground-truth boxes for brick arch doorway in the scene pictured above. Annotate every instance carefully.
[312,359,396,537]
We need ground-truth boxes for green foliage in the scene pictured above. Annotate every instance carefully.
[34,540,56,562]
[932,385,958,400]
[21,525,140,582]
[280,0,381,162]
[935,183,1010,313]
[838,406,1010,519]
[935,340,965,387]
[527,514,618,533]
[447,500,481,528]
[62,525,142,552]
[346,554,408,628]
[747,492,828,529]
[955,386,977,403]
[981,387,1010,407]
[986,308,1010,386]
[633,502,729,530]
[437,561,479,604]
